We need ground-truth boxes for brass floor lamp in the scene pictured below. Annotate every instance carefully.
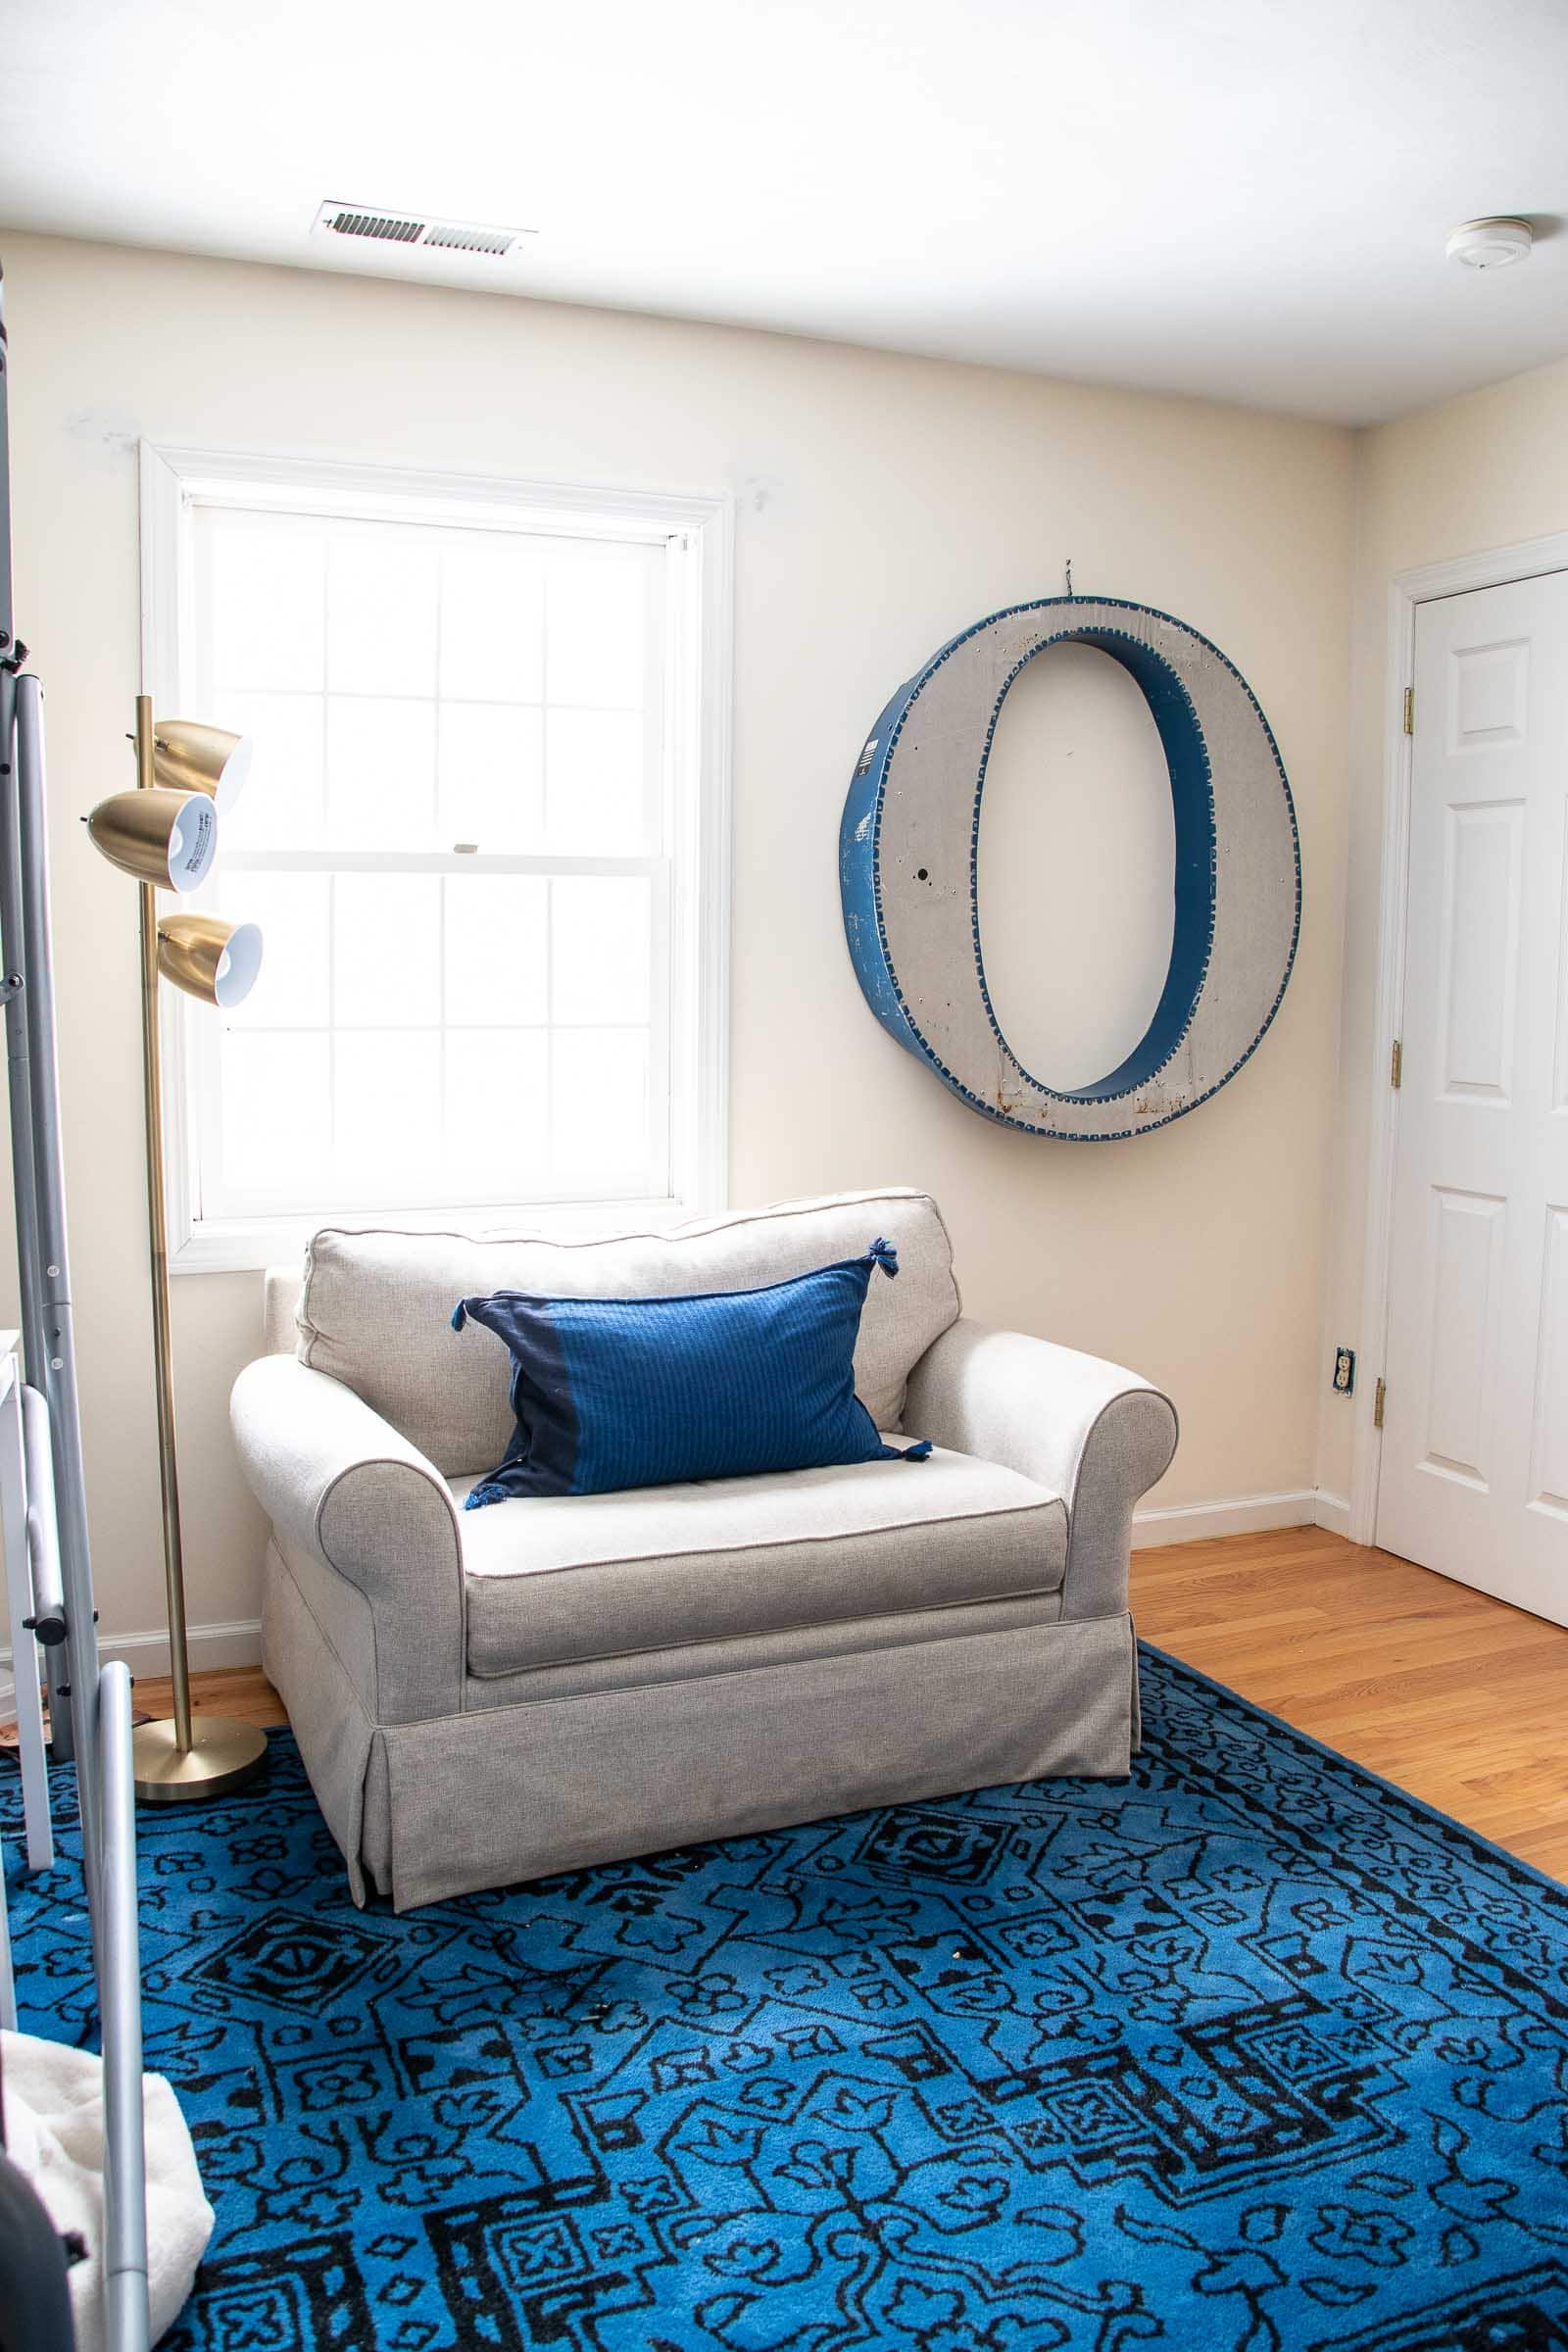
[87,695,269,1801]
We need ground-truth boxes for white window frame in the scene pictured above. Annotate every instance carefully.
[139,440,732,1274]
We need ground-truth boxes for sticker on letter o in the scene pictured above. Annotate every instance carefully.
[839,595,1300,1140]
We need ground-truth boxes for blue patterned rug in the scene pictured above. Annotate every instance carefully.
[6,1646,1568,2351]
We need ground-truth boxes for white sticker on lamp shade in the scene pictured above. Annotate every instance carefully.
[84,788,219,893]
[839,595,1299,1140]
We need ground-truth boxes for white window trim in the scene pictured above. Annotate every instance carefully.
[138,439,733,1275]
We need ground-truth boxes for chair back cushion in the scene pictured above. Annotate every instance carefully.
[293,1189,960,1474]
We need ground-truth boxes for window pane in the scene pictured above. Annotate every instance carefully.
[334,1032,443,1192]
[551,876,651,1026]
[546,542,652,710]
[207,514,326,695]
[220,1032,331,1196]
[210,692,325,852]
[219,872,330,1031]
[186,489,688,1225]
[437,704,544,851]
[551,1028,651,1186]
[327,523,439,697]
[439,539,544,703]
[326,698,436,846]
[333,874,441,1028]
[445,875,548,1026]
[546,708,647,853]
[445,1029,549,1190]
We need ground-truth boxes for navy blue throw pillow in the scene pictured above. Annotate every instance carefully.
[451,1237,931,1504]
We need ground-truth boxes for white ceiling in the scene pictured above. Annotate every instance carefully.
[3,0,1566,424]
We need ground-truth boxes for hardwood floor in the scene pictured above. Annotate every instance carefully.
[122,1669,286,1736]
[10,1528,1567,1879]
[0,1666,287,1755]
[1134,1525,1568,1881]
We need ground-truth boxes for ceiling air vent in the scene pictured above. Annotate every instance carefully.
[313,202,534,261]
[422,223,515,257]
[324,208,426,245]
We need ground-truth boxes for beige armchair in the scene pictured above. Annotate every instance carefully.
[231,1189,1177,1911]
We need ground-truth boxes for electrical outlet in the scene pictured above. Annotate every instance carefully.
[1333,1347,1356,1396]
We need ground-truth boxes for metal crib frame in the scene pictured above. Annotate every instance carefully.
[0,261,151,2352]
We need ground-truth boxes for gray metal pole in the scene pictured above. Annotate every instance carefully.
[1,254,150,2352]
[0,660,71,1752]
[14,675,100,1825]
[0,671,43,1370]
[97,1660,150,2352]
[0,254,63,1753]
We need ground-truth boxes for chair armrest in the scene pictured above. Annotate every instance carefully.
[903,1318,1177,1619]
[230,1355,465,1721]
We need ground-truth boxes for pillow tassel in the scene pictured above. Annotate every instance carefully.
[865,1244,928,1458]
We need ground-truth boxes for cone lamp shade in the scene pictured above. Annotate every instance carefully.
[87,789,217,892]
[156,915,264,1010]
[151,720,253,814]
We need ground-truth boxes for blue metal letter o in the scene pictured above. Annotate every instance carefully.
[839,596,1299,1140]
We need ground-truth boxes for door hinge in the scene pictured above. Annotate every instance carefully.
[1391,1038,1402,1089]
[1402,686,1414,736]
[1373,1377,1387,1430]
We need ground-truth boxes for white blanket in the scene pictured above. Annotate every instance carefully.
[1,2030,213,2349]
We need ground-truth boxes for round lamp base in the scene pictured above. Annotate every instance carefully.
[132,1716,269,1804]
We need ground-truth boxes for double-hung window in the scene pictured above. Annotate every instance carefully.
[141,448,730,1271]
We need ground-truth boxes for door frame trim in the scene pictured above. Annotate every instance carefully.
[1349,528,1568,1546]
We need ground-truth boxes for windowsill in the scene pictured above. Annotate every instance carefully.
[171,1194,710,1276]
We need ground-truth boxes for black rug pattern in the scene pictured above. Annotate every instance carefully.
[6,1645,1568,2349]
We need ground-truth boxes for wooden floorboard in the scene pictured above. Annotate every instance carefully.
[1135,1525,1568,1878]
[124,1668,287,1734]
[8,1529,1566,1878]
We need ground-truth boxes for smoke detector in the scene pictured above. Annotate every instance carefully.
[1446,217,1533,270]
[312,203,535,261]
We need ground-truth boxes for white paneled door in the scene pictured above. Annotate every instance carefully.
[1378,569,1568,1622]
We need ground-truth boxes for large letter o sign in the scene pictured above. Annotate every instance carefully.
[839,596,1299,1140]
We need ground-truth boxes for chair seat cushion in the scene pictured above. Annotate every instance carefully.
[456,1445,1067,1678]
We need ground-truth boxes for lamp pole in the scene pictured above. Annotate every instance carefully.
[117,696,267,1801]
[133,696,193,1755]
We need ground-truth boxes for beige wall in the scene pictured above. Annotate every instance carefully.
[0,231,1354,1661]
[1319,350,1568,1508]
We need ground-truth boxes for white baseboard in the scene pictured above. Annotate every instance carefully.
[96,1616,264,1683]
[1313,1490,1352,1539]
[0,1615,263,1719]
[1132,1489,1321,1547]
